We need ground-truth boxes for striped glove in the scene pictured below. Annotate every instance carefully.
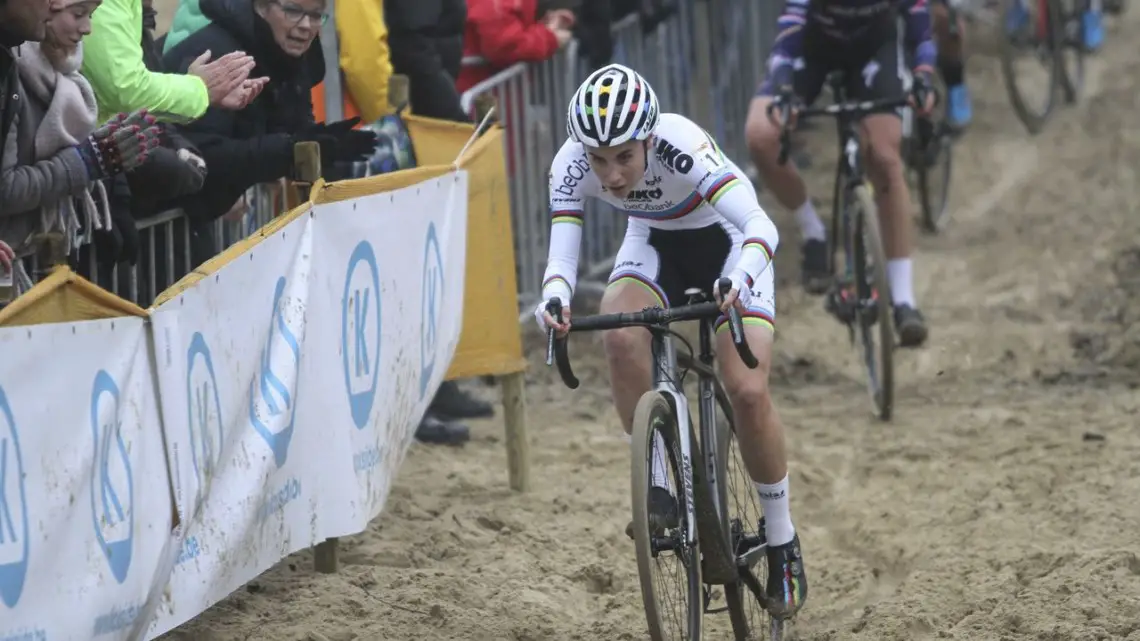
[74,110,162,180]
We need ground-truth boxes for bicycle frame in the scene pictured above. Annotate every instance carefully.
[826,78,871,281]
[645,296,731,561]
[646,326,699,547]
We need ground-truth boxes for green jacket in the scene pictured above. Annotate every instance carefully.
[81,0,210,123]
[163,0,213,54]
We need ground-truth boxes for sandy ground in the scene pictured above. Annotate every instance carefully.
[158,11,1140,641]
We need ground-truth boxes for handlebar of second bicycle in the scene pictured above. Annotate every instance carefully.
[544,278,759,390]
[770,94,914,165]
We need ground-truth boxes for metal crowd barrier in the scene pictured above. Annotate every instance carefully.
[11,182,297,309]
[458,0,781,311]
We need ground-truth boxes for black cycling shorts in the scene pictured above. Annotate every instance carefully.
[757,20,909,111]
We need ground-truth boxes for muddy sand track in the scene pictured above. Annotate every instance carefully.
[162,14,1140,641]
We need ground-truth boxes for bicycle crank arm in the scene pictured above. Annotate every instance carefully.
[738,565,777,613]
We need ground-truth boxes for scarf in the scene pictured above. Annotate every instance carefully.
[15,41,111,257]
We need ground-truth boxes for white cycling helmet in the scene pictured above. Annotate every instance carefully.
[567,64,660,148]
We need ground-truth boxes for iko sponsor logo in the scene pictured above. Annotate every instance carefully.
[419,223,445,399]
[0,386,29,610]
[644,174,664,186]
[89,370,134,585]
[552,153,591,197]
[341,241,382,430]
[626,187,664,202]
[249,276,303,468]
[186,332,223,503]
[655,139,695,174]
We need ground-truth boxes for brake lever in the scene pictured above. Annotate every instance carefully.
[717,278,760,369]
[544,299,561,366]
[544,299,580,389]
[768,94,795,166]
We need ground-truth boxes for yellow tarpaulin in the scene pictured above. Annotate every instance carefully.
[0,266,146,327]
[405,117,526,378]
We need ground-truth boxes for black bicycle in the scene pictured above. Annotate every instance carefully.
[998,0,1084,133]
[911,2,957,233]
[770,77,916,421]
[546,279,784,640]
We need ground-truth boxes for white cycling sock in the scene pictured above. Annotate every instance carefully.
[755,475,795,547]
[887,258,916,307]
[795,200,827,242]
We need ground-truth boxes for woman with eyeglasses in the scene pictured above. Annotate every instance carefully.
[161,0,375,270]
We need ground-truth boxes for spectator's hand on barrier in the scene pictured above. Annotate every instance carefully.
[74,110,162,180]
[0,240,13,271]
[190,50,256,109]
[335,128,378,162]
[296,118,377,163]
[535,297,572,338]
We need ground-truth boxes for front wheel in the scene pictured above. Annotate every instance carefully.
[850,186,895,421]
[631,392,703,641]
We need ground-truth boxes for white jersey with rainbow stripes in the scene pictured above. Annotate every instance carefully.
[548,113,749,231]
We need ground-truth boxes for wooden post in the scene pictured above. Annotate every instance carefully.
[388,74,410,110]
[499,371,530,492]
[294,140,340,573]
[313,538,339,574]
[293,141,322,184]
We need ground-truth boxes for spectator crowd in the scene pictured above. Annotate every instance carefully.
[0,0,677,442]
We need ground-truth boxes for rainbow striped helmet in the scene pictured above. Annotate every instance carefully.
[567,64,659,148]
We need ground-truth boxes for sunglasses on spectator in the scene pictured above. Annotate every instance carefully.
[270,0,329,25]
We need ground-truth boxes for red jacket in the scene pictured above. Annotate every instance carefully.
[456,0,560,94]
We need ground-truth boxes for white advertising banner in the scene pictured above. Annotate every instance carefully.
[147,212,318,635]
[145,173,468,636]
[0,317,171,641]
[304,172,468,539]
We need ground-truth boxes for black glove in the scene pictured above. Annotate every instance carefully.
[295,117,378,165]
[911,70,937,112]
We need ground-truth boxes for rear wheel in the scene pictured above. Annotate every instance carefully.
[850,186,894,421]
[915,118,955,234]
[713,390,785,641]
[632,392,703,641]
[999,0,1063,133]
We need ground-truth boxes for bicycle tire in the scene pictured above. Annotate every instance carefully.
[1055,0,1085,103]
[998,0,1061,134]
[712,398,785,641]
[917,124,955,234]
[631,391,703,641]
[851,186,894,421]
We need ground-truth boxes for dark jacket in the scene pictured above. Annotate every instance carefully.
[384,0,470,122]
[1,43,20,190]
[162,0,324,225]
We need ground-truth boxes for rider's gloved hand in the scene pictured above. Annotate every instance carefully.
[768,86,798,127]
[910,69,937,116]
[713,270,752,313]
[535,296,572,336]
